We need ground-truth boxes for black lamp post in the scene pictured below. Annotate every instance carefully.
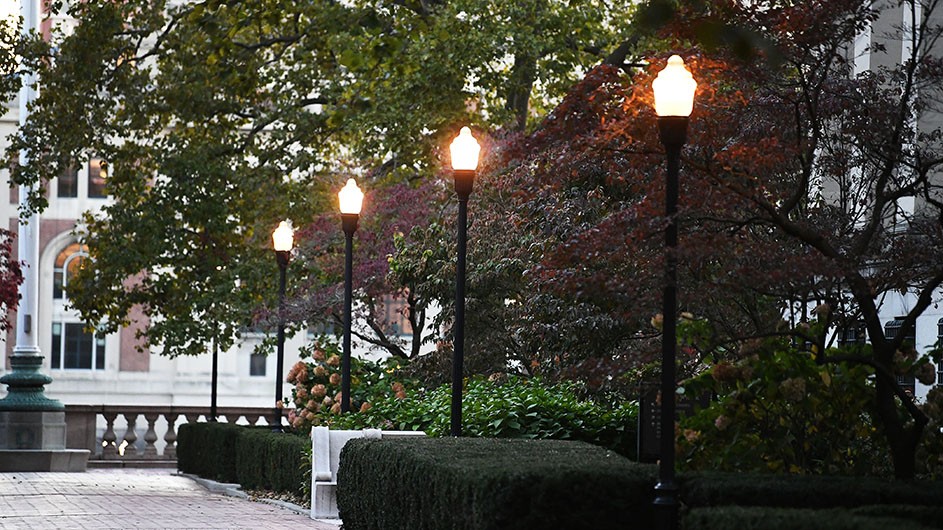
[272,220,294,431]
[651,54,697,530]
[448,126,481,437]
[338,178,364,413]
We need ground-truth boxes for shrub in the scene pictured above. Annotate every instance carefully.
[330,375,638,457]
[337,437,656,530]
[680,471,943,509]
[177,422,308,497]
[177,422,242,483]
[285,340,415,432]
[678,336,885,475]
[683,506,937,530]
[235,428,308,496]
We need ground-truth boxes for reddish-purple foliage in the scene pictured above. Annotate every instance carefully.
[0,228,22,331]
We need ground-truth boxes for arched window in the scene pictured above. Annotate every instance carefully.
[885,318,915,395]
[50,242,103,370]
[53,242,88,299]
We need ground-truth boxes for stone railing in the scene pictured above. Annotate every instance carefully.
[64,405,285,465]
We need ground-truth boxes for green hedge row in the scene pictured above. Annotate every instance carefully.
[684,505,943,529]
[336,437,657,530]
[680,471,943,509]
[177,422,241,483]
[336,436,943,530]
[177,422,308,497]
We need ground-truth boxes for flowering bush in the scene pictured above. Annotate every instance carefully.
[678,337,885,476]
[285,341,414,432]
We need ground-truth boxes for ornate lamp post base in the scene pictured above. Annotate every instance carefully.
[0,350,89,471]
[0,350,64,412]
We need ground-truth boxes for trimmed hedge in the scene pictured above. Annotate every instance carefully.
[177,423,308,497]
[683,506,939,530]
[177,422,241,483]
[681,471,943,509]
[336,437,657,530]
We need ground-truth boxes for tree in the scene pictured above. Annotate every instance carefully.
[4,0,639,357]
[0,12,25,329]
[294,180,445,360]
[388,0,943,478]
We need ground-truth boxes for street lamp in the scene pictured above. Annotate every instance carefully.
[271,220,294,431]
[338,178,364,413]
[651,54,697,530]
[449,126,481,437]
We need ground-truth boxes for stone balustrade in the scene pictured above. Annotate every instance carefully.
[64,405,285,465]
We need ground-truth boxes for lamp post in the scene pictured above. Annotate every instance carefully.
[338,178,364,413]
[651,54,697,530]
[271,221,294,431]
[448,126,481,437]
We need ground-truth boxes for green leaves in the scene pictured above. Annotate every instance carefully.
[679,336,884,476]
[331,375,639,457]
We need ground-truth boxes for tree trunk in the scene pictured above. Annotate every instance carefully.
[504,53,536,132]
[874,368,924,480]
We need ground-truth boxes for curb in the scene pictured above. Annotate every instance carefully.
[178,472,341,526]
[178,472,248,499]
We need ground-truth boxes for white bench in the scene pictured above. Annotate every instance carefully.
[310,427,425,519]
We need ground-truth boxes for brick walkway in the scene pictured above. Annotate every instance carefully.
[0,468,340,529]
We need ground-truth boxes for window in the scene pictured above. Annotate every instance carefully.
[837,321,866,347]
[87,158,108,198]
[57,164,78,198]
[938,318,943,386]
[250,352,266,376]
[50,322,105,370]
[885,318,916,394]
[380,295,412,336]
[53,243,88,300]
[309,320,337,338]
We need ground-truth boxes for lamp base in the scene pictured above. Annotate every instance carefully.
[658,116,689,147]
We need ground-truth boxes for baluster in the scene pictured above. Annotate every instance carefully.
[102,412,119,459]
[163,413,179,460]
[122,413,138,458]
[143,413,160,458]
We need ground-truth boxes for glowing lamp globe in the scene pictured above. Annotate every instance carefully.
[272,221,294,252]
[338,178,364,215]
[449,127,481,171]
[652,55,697,117]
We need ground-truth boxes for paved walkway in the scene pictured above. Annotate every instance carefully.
[0,468,340,529]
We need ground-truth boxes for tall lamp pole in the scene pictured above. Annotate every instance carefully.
[271,221,294,431]
[338,179,364,413]
[448,126,481,437]
[651,55,697,530]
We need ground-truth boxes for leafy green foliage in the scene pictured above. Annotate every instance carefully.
[6,0,642,361]
[678,336,884,475]
[330,374,638,457]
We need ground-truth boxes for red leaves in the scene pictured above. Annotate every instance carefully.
[0,229,22,331]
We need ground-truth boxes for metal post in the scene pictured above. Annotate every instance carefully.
[210,336,218,422]
[653,115,688,530]
[451,170,475,437]
[272,251,289,430]
[341,214,359,413]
